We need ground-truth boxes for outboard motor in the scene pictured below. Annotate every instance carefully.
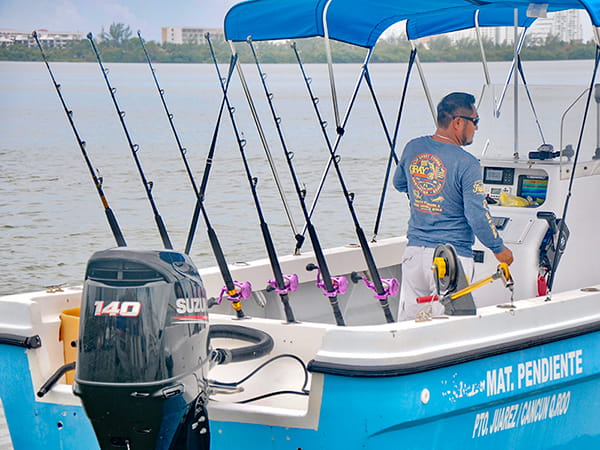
[73,248,211,449]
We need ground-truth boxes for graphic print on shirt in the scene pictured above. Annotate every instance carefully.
[409,153,447,214]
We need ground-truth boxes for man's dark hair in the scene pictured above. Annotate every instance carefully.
[437,92,476,128]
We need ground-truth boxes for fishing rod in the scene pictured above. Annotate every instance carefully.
[87,33,173,250]
[137,31,201,206]
[137,32,250,318]
[368,49,417,242]
[33,31,126,248]
[184,59,235,256]
[294,47,374,254]
[247,38,346,326]
[293,44,397,323]
[136,31,228,252]
[206,34,297,324]
[226,42,300,246]
[546,45,600,295]
[516,55,546,144]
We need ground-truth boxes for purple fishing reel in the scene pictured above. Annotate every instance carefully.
[217,280,253,305]
[267,274,299,295]
[307,264,348,297]
[352,273,399,300]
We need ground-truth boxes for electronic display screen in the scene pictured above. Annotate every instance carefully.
[483,167,514,185]
[517,175,548,204]
[485,168,504,182]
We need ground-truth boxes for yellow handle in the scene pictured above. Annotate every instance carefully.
[448,263,512,301]
[449,275,494,300]
[498,263,512,282]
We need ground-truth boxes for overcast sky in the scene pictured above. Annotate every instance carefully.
[0,0,238,41]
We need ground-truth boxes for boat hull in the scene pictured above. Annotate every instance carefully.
[0,345,96,449]
[210,331,599,449]
[2,327,598,449]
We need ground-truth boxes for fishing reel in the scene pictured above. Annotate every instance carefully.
[430,244,477,316]
[418,244,515,315]
[307,263,348,297]
[207,281,253,320]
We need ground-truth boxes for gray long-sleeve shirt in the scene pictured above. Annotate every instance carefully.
[393,136,504,258]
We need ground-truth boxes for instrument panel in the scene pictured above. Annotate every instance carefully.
[483,166,548,206]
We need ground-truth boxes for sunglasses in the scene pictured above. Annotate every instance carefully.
[455,115,479,126]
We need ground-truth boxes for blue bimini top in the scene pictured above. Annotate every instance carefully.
[224,0,599,48]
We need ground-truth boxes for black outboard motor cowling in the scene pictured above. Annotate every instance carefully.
[73,248,210,449]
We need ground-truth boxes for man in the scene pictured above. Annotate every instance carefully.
[393,92,513,320]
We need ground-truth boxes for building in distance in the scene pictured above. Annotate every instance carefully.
[161,27,223,45]
[0,29,84,47]
[447,9,584,45]
[528,9,583,43]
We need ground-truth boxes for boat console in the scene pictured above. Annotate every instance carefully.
[473,157,599,305]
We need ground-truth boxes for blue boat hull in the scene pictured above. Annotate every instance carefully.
[212,331,600,449]
[209,333,598,449]
[0,345,96,449]
[4,329,597,449]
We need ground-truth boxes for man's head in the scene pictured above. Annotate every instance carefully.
[436,92,478,146]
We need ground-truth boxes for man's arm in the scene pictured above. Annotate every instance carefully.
[393,159,408,193]
[494,246,514,265]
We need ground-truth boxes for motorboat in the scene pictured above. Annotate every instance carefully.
[1,1,600,449]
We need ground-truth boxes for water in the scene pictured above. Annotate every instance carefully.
[0,59,596,296]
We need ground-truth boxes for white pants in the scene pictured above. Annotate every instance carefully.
[398,246,474,321]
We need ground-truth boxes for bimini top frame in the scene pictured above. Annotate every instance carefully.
[221,0,600,319]
[223,0,600,47]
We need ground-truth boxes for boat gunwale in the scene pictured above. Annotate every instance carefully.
[308,294,600,377]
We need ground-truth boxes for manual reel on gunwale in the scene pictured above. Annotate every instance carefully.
[418,244,515,316]
[431,244,477,316]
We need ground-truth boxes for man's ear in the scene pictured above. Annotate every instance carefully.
[450,116,461,131]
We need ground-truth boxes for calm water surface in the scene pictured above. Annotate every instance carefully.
[0,59,595,295]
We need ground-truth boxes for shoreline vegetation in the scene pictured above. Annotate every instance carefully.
[1,30,595,64]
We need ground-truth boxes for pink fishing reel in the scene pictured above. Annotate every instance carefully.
[267,273,299,295]
[307,264,348,297]
[217,280,253,305]
[352,272,399,300]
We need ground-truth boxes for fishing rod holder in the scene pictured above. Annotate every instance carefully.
[307,264,348,297]
[266,274,299,295]
[351,273,399,300]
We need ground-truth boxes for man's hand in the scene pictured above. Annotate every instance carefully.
[494,246,514,265]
